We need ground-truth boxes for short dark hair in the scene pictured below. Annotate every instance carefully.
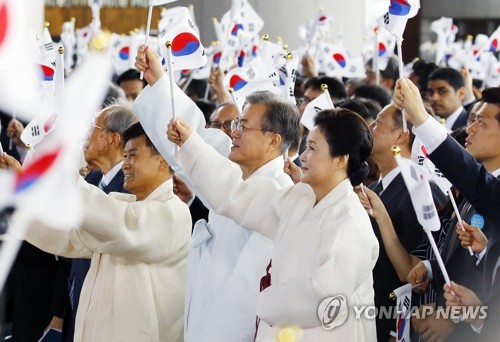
[185,79,208,100]
[481,87,500,125]
[122,122,159,156]
[304,76,347,102]
[314,108,373,185]
[115,69,148,88]
[365,56,399,85]
[244,91,300,154]
[428,67,465,90]
[195,99,217,124]
[411,60,438,93]
[335,99,372,122]
[353,84,391,108]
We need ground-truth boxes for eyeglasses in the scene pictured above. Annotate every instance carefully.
[210,120,234,131]
[230,120,269,133]
[92,123,105,130]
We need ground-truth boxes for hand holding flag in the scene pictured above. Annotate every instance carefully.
[395,150,451,285]
[300,84,335,130]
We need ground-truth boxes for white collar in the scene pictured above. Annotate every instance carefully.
[249,155,286,179]
[443,106,464,131]
[491,168,500,177]
[381,167,401,192]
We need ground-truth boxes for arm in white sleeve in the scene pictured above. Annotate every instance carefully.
[412,116,448,154]
[177,131,291,240]
[77,177,191,263]
[132,74,231,177]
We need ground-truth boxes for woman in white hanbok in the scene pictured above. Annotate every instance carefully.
[167,108,379,341]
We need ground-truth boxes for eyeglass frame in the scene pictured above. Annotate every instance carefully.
[209,119,235,131]
[230,120,274,134]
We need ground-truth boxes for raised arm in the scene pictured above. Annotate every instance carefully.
[132,46,231,177]
[359,186,420,281]
[169,119,291,239]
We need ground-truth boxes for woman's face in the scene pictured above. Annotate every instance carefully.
[299,126,337,187]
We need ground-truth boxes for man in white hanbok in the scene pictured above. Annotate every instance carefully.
[134,46,301,341]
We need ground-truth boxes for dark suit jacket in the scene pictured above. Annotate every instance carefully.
[369,174,426,341]
[429,136,500,340]
[63,169,127,342]
[451,108,469,131]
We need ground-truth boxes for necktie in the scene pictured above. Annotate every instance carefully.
[99,179,107,190]
[373,180,384,195]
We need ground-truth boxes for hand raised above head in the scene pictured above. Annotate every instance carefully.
[393,78,429,127]
[134,45,164,86]
[167,119,193,147]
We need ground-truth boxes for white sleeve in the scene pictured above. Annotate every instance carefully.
[177,131,291,240]
[132,74,231,178]
[412,116,448,154]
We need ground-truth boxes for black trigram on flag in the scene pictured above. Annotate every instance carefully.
[314,106,322,113]
[403,296,411,310]
[383,12,390,25]
[246,68,256,79]
[417,155,425,166]
[422,204,436,220]
[410,165,419,182]
[44,42,54,51]
[31,125,40,137]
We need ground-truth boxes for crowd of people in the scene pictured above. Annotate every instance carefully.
[0,22,498,342]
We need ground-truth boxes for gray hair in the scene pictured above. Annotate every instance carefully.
[243,91,301,154]
[102,104,138,141]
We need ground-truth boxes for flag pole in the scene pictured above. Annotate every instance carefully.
[425,229,451,285]
[374,27,380,86]
[56,46,65,117]
[321,84,335,109]
[165,41,177,121]
[396,36,408,132]
[447,188,474,256]
[140,5,154,80]
[228,88,242,116]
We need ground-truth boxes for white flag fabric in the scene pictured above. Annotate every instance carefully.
[108,33,131,75]
[411,138,452,195]
[396,155,441,232]
[300,91,334,131]
[0,52,112,230]
[223,57,280,110]
[60,20,76,74]
[0,0,40,120]
[377,0,420,38]
[431,17,458,65]
[159,8,207,71]
[393,283,412,342]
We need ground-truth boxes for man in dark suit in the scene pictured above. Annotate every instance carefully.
[63,104,137,341]
[408,92,500,339]
[395,80,500,341]
[426,67,469,131]
[369,103,446,341]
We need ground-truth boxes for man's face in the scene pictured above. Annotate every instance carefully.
[83,112,111,169]
[209,105,238,137]
[119,79,145,101]
[369,105,400,159]
[426,79,464,118]
[122,135,164,199]
[465,103,500,163]
[299,87,323,114]
[229,103,275,169]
